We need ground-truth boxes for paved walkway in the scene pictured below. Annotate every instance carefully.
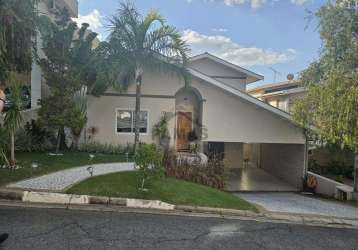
[225,168,297,192]
[236,192,358,219]
[7,162,135,191]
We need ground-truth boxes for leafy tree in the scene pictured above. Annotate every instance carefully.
[135,143,164,190]
[293,2,358,154]
[0,0,37,165]
[0,0,37,82]
[37,12,99,153]
[107,2,189,153]
[4,76,24,166]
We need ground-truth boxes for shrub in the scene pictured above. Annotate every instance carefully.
[327,161,354,180]
[15,119,55,152]
[152,113,171,150]
[135,143,164,190]
[79,142,133,155]
[0,127,9,165]
[164,150,225,189]
[308,159,354,180]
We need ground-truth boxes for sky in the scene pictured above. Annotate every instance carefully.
[74,0,325,88]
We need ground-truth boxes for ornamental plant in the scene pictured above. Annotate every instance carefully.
[135,143,164,190]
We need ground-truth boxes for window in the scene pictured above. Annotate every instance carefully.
[116,110,148,134]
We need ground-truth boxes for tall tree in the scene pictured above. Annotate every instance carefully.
[37,12,99,153]
[0,0,37,166]
[107,2,189,153]
[3,76,24,166]
[293,2,358,154]
[0,0,37,82]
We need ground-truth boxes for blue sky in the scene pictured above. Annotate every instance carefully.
[75,0,325,88]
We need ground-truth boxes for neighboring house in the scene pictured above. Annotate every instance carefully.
[247,80,306,113]
[86,53,308,191]
[31,0,79,110]
[0,0,78,123]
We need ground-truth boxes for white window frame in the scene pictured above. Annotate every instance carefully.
[115,108,149,135]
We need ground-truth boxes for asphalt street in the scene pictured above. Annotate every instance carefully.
[1,206,358,249]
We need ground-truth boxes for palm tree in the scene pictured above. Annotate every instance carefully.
[4,74,24,166]
[69,88,88,150]
[107,2,189,153]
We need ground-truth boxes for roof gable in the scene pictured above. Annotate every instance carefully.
[188,68,301,126]
[190,53,264,83]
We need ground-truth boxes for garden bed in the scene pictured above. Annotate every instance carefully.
[66,171,257,211]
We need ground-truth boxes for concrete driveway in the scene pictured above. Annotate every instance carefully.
[225,168,298,192]
[235,192,358,219]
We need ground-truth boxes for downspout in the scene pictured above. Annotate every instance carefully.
[303,129,309,177]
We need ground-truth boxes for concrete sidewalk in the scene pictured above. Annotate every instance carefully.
[1,189,358,229]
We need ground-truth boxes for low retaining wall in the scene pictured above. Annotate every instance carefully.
[307,171,342,197]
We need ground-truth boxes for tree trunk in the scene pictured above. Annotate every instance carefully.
[72,134,80,151]
[56,128,61,154]
[354,154,358,193]
[133,68,143,154]
[10,131,15,167]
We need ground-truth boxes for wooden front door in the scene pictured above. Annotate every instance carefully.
[176,112,192,151]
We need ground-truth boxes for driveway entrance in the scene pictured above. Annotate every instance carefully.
[236,192,358,218]
[225,168,298,192]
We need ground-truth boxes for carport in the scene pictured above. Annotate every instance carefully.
[204,142,306,192]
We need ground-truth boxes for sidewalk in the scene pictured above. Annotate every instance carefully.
[0,189,357,229]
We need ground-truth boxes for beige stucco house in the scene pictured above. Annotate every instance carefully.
[248,80,306,113]
[85,53,308,191]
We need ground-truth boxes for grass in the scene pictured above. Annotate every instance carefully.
[0,152,128,187]
[67,171,257,211]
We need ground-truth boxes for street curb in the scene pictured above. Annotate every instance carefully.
[0,189,357,228]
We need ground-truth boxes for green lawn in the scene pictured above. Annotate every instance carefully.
[67,171,257,211]
[0,152,128,187]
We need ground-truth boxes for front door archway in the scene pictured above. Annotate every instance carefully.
[175,87,203,152]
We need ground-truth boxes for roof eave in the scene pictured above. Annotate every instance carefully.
[190,53,264,83]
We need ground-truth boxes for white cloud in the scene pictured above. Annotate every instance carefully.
[72,9,104,39]
[182,30,296,66]
[224,0,266,8]
[186,0,308,8]
[212,28,228,32]
[290,0,308,5]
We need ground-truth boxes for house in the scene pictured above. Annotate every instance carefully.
[4,1,308,192]
[247,80,306,113]
[31,0,79,110]
[85,53,308,192]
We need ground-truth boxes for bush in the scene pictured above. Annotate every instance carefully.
[0,127,9,165]
[79,142,133,155]
[164,150,225,189]
[308,159,354,180]
[15,119,55,152]
[327,161,354,180]
[135,143,164,190]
